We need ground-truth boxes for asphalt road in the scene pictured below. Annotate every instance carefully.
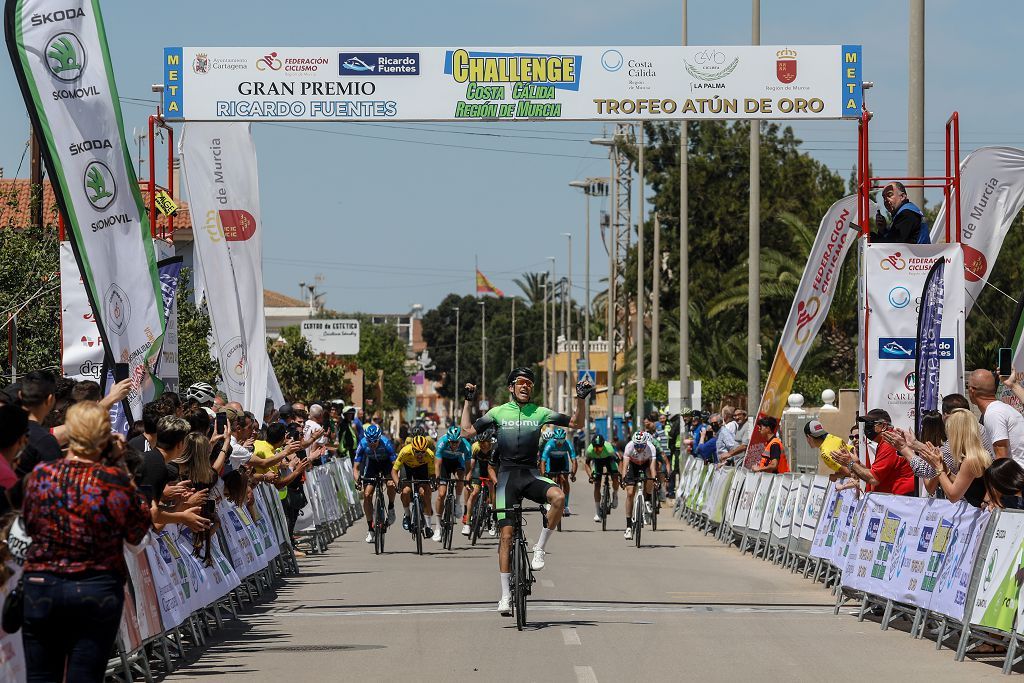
[167,498,1005,682]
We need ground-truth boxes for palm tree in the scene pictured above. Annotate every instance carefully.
[513,271,548,306]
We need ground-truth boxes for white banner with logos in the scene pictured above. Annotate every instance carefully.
[162,45,863,122]
[799,474,831,541]
[863,244,965,431]
[967,510,1024,633]
[180,122,269,414]
[840,494,989,622]
[9,0,165,418]
[59,240,103,381]
[810,485,861,565]
[929,147,1024,318]
[301,319,360,355]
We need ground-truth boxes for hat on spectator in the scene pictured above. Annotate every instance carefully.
[803,420,828,438]
[278,403,294,419]
[225,448,252,474]
[856,408,892,424]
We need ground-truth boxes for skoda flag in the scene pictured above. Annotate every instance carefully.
[5,0,165,419]
[915,259,944,437]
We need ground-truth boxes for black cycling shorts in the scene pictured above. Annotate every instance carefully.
[401,464,430,482]
[623,461,652,486]
[546,456,571,475]
[495,468,558,528]
[589,458,619,476]
[359,458,392,482]
[439,458,465,478]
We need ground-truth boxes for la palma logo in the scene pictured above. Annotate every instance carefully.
[45,32,86,81]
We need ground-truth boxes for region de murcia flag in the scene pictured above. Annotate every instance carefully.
[744,195,859,467]
[180,123,269,415]
[476,269,504,297]
[6,0,165,419]
[929,146,1024,315]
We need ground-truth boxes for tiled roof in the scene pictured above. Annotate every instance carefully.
[0,178,192,232]
[264,289,309,308]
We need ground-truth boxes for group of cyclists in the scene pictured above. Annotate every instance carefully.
[351,365,673,616]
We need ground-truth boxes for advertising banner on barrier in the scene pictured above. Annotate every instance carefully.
[746,195,859,466]
[863,244,964,431]
[8,0,165,419]
[811,486,862,567]
[723,467,747,526]
[145,528,192,629]
[163,45,863,123]
[749,474,774,533]
[732,471,760,530]
[929,147,1024,318]
[970,510,1024,632]
[123,548,164,643]
[770,475,797,541]
[0,563,26,683]
[841,495,989,621]
[180,122,269,415]
[799,475,831,541]
[59,241,103,382]
[759,477,780,535]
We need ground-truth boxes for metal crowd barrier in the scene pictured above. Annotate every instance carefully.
[674,455,1024,675]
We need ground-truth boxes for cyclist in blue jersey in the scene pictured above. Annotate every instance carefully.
[540,428,577,516]
[433,425,472,542]
[352,423,398,543]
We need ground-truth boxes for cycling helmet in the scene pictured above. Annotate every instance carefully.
[477,426,498,443]
[631,431,648,446]
[552,427,567,441]
[592,434,605,448]
[185,382,216,406]
[411,423,427,438]
[446,425,461,441]
[507,366,535,386]
[364,424,382,442]
[410,435,429,452]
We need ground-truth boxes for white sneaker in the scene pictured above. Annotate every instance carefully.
[498,596,512,616]
[387,508,396,525]
[645,501,654,515]
[531,547,546,571]
[364,530,374,543]
[594,514,602,523]
[612,493,619,509]
[461,524,471,536]
[488,526,497,537]
[624,527,633,540]
[432,528,443,542]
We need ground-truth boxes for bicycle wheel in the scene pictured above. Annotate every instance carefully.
[374,490,385,555]
[651,494,658,532]
[469,494,484,545]
[600,479,609,532]
[414,495,424,556]
[514,539,528,631]
[634,494,644,548]
[443,491,455,550]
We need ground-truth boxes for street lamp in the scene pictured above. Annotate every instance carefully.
[563,232,573,415]
[478,300,486,407]
[547,255,556,407]
[590,136,617,439]
[453,306,460,420]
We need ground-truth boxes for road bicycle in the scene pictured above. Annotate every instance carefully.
[438,478,458,551]
[401,478,434,556]
[493,504,546,631]
[630,469,652,548]
[590,471,614,531]
[362,473,389,555]
[468,477,494,546]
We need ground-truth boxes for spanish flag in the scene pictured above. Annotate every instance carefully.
[475,269,504,297]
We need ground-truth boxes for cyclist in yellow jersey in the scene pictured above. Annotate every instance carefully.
[392,436,436,535]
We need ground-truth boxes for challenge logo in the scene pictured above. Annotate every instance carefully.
[880,252,907,270]
[193,52,210,74]
[83,161,115,211]
[46,32,86,81]
[888,286,911,309]
[340,52,420,76]
[256,51,282,71]
[446,50,579,90]
[104,283,131,336]
[776,48,797,84]
[684,49,738,82]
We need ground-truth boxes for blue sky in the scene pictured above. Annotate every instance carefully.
[2,0,1021,312]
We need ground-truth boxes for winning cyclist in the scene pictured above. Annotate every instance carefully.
[462,427,499,537]
[584,433,621,522]
[540,428,577,517]
[434,425,472,542]
[459,367,592,616]
[352,423,398,543]
[622,431,657,540]
[392,435,436,538]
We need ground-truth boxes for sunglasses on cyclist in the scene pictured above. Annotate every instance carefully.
[512,378,534,389]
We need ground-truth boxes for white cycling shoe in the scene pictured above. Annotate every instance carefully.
[432,528,443,542]
[488,526,497,537]
[593,514,602,523]
[624,527,633,540]
[531,547,546,571]
[498,596,512,616]
[364,530,374,543]
[461,524,471,536]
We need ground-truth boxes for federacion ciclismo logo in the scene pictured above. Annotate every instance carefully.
[45,32,86,81]
[83,161,116,211]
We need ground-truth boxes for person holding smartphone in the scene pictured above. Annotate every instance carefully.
[832,408,916,495]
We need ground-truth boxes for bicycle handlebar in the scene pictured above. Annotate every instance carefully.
[491,505,548,515]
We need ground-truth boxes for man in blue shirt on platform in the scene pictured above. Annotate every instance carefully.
[872,182,929,244]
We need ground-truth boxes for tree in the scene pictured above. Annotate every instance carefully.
[267,326,349,405]
[0,225,60,379]
[354,322,412,412]
[513,272,548,306]
[175,268,219,391]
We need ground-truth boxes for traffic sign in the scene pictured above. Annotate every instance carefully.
[577,369,596,385]
[576,358,587,371]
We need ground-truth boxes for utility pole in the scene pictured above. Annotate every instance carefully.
[747,0,761,414]
[564,232,573,408]
[548,256,557,406]
[30,129,43,229]
[636,122,646,421]
[651,213,660,379]
[453,306,460,418]
[680,0,690,413]
[543,272,549,404]
[479,300,486,406]
[584,184,592,444]
[510,297,516,370]
[908,0,925,207]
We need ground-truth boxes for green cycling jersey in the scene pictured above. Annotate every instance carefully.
[473,401,569,469]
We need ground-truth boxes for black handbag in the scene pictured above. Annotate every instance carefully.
[2,576,24,634]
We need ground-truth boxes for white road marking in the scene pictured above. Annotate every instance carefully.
[251,603,833,619]
[562,628,581,645]
[575,665,598,683]
[541,579,555,588]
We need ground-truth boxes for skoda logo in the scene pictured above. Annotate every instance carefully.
[83,161,116,211]
[888,286,911,309]
[45,32,86,81]
[601,49,624,72]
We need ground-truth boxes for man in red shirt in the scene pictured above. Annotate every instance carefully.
[835,409,916,495]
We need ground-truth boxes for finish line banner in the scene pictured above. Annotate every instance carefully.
[163,45,863,122]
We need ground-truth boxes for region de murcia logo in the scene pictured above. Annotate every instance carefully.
[776,48,797,84]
